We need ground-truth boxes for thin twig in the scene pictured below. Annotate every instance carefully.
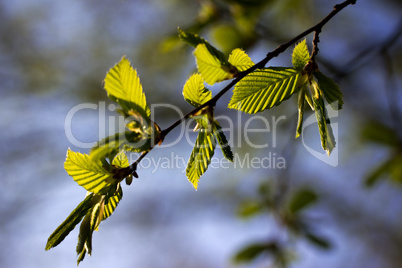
[126,0,357,177]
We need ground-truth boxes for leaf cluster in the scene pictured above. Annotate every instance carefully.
[47,26,345,265]
[46,57,162,264]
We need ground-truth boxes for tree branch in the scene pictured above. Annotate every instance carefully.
[126,0,357,177]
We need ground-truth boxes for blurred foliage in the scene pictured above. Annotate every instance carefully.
[235,180,330,267]
[362,120,402,186]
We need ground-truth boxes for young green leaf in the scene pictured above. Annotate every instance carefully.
[311,82,336,155]
[228,67,302,114]
[228,48,254,72]
[178,27,208,48]
[296,86,307,138]
[90,124,161,161]
[194,43,236,85]
[213,122,234,162]
[314,71,343,110]
[186,129,216,189]
[76,201,101,265]
[112,150,130,168]
[104,56,151,119]
[178,28,227,63]
[183,73,212,107]
[76,186,123,265]
[65,149,114,195]
[45,193,95,251]
[102,185,123,220]
[292,39,310,70]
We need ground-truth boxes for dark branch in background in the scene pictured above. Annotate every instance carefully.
[316,18,402,134]
[123,0,357,178]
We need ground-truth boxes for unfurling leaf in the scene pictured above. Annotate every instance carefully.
[228,48,254,72]
[311,80,336,155]
[229,68,302,114]
[90,122,161,161]
[292,39,310,70]
[104,56,151,120]
[296,86,307,138]
[183,75,234,187]
[76,186,123,265]
[314,71,343,110]
[112,150,130,169]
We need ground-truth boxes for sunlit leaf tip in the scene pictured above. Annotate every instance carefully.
[178,27,208,48]
[312,92,336,155]
[104,56,151,119]
[45,193,95,251]
[194,43,236,85]
[183,73,212,107]
[228,68,302,114]
[186,130,216,190]
[314,71,343,110]
[213,122,234,162]
[228,48,254,72]
[292,39,310,70]
[64,149,113,195]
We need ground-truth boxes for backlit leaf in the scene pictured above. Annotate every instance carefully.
[65,149,113,195]
[292,39,310,70]
[194,43,235,85]
[76,186,123,265]
[90,127,159,161]
[178,28,227,64]
[314,71,343,110]
[213,122,234,162]
[102,185,123,220]
[311,82,336,155]
[228,67,302,114]
[228,48,254,72]
[183,73,212,107]
[295,86,307,138]
[104,56,151,119]
[186,129,216,189]
[112,151,130,168]
[45,193,95,251]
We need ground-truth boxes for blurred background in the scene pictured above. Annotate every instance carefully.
[1,0,402,267]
